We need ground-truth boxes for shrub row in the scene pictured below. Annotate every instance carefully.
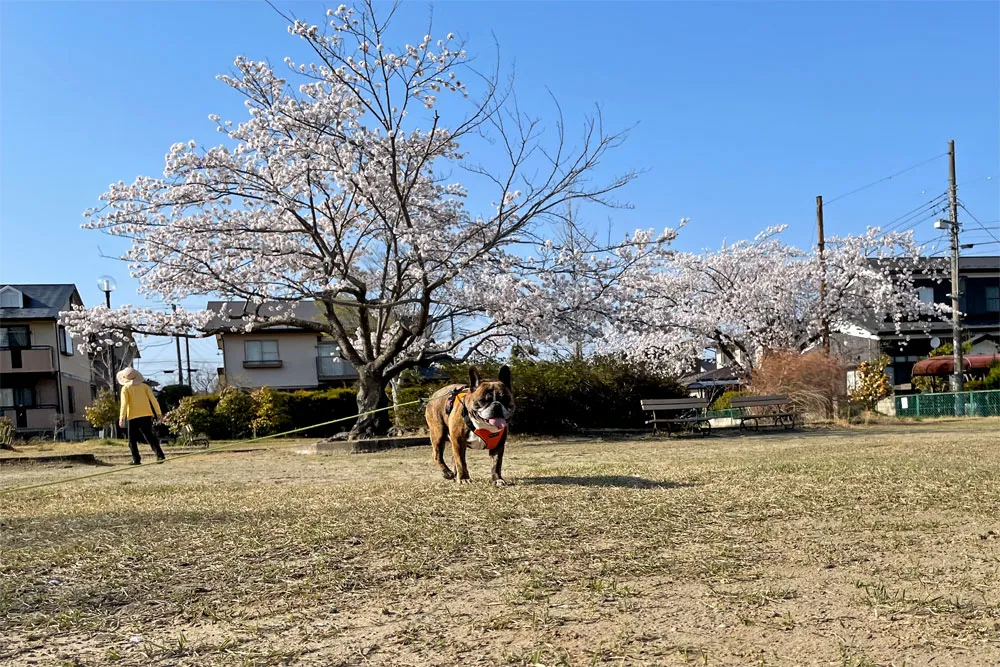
[397,356,685,434]
[167,386,358,440]
[166,356,685,439]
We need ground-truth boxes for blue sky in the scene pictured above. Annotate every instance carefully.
[2,1,998,382]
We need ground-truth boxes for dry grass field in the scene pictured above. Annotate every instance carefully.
[2,419,999,666]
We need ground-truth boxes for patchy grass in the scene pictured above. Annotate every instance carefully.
[2,419,999,665]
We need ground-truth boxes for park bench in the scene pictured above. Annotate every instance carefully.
[640,398,712,437]
[730,394,800,431]
[181,424,210,448]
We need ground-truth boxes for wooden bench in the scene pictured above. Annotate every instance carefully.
[730,395,800,431]
[640,398,711,437]
[181,424,210,448]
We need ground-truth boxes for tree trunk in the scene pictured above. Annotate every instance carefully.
[351,366,392,439]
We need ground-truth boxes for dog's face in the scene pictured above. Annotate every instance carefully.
[466,365,514,429]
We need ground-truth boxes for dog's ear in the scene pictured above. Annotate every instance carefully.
[498,364,512,391]
[468,366,480,390]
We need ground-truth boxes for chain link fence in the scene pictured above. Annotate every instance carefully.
[895,390,1000,418]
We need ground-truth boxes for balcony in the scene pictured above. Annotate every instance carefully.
[317,356,358,380]
[0,346,55,373]
[0,405,59,431]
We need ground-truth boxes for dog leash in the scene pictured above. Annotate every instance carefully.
[0,395,449,495]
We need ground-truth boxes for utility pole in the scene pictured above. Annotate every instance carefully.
[816,195,830,355]
[185,336,193,390]
[947,139,964,397]
[171,304,184,386]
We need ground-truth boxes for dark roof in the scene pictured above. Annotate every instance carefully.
[0,284,81,321]
[959,256,1000,270]
[206,300,362,332]
[867,255,998,273]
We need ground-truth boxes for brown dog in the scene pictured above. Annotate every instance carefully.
[425,365,514,485]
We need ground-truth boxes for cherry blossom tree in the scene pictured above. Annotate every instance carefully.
[60,2,675,438]
[602,226,949,376]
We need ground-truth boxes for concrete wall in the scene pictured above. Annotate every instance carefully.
[222,332,321,389]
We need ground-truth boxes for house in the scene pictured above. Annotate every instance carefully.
[836,255,1000,391]
[0,284,95,438]
[207,301,359,390]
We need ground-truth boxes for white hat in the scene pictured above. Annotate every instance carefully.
[116,367,145,385]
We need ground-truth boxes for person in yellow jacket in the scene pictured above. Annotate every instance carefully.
[117,367,166,465]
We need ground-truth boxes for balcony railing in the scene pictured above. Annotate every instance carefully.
[0,405,60,430]
[0,346,55,373]
[317,356,358,380]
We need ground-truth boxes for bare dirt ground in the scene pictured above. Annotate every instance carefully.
[2,419,999,666]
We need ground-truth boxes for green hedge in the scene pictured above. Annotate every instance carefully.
[284,387,359,437]
[167,388,358,440]
[398,356,685,434]
[166,357,684,439]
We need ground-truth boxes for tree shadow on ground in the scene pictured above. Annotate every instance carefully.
[521,475,695,489]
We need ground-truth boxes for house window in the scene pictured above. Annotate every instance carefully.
[0,326,30,348]
[0,387,34,408]
[58,325,74,356]
[244,340,281,368]
[318,341,341,357]
[987,286,1000,313]
[916,286,934,303]
[67,386,76,414]
[0,287,22,308]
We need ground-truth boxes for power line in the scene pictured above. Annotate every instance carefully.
[824,153,949,206]
[958,202,1000,244]
[880,193,949,234]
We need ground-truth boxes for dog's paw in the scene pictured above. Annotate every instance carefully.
[458,477,472,484]
[494,478,506,487]
[441,469,456,480]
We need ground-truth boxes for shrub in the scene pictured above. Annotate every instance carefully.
[251,386,291,436]
[752,350,845,419]
[393,384,438,431]
[165,395,220,438]
[849,354,893,411]
[284,387,358,437]
[216,387,256,438]
[0,416,14,449]
[965,359,1000,391]
[709,390,745,411]
[85,389,119,430]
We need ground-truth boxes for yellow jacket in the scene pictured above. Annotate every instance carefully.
[119,383,162,421]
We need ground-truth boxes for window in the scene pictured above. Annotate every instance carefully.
[58,325,74,356]
[318,341,341,357]
[987,286,1000,313]
[0,387,34,408]
[0,287,23,308]
[67,386,76,414]
[0,326,30,348]
[244,340,281,368]
[917,286,934,303]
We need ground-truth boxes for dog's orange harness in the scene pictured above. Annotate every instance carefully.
[451,391,507,450]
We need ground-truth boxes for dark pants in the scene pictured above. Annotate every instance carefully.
[128,416,164,463]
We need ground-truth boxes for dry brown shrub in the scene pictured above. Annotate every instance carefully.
[751,349,846,420]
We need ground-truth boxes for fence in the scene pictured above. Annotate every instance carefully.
[895,390,1000,418]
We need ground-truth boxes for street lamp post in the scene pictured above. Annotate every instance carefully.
[96,276,119,392]
[97,276,119,438]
